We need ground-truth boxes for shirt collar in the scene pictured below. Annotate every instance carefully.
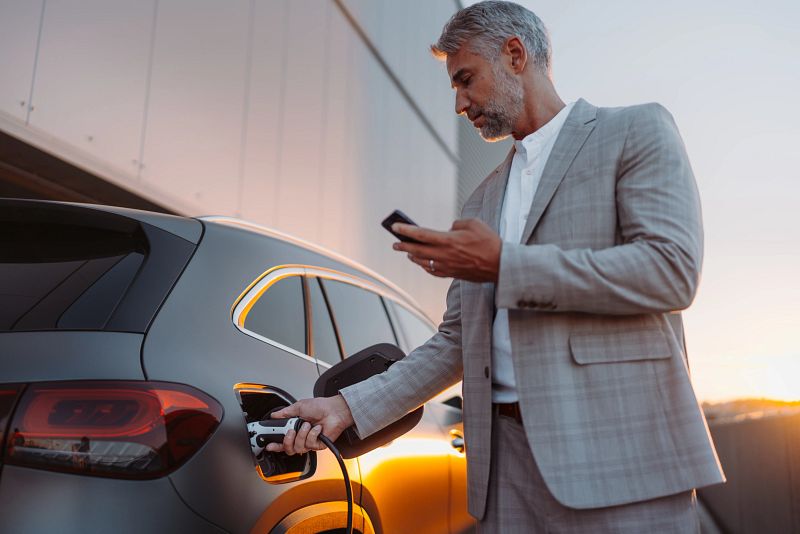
[513,101,575,164]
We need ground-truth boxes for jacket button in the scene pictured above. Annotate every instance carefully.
[484,366,489,378]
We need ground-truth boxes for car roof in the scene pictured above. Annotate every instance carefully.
[0,198,202,243]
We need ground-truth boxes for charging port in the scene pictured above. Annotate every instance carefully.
[234,384,316,484]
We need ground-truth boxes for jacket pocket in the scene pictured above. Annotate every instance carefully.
[569,328,672,364]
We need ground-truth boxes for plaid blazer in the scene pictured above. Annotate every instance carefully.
[340,98,725,518]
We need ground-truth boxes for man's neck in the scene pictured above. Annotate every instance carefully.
[512,88,566,140]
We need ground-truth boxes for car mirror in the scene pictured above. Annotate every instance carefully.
[313,343,423,459]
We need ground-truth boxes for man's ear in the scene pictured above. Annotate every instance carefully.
[504,36,528,73]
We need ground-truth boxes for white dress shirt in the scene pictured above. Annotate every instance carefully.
[492,102,575,403]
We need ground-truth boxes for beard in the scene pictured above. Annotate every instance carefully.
[474,64,524,142]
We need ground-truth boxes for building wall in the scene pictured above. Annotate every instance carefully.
[0,0,502,322]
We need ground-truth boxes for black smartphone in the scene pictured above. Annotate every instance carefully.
[381,209,422,244]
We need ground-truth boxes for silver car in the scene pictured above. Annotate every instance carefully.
[0,199,474,534]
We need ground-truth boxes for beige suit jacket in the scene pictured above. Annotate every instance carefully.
[340,98,725,519]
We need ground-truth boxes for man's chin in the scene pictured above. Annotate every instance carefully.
[478,128,512,142]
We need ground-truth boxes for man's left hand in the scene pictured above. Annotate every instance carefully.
[392,218,502,283]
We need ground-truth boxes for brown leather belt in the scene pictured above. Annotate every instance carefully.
[494,402,522,424]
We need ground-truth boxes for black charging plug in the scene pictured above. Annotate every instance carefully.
[247,416,353,534]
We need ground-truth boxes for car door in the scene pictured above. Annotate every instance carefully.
[227,268,362,531]
[317,275,451,534]
[387,300,475,533]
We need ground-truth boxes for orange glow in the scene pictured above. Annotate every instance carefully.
[259,468,305,483]
[154,389,210,411]
[356,433,454,533]
[358,436,458,479]
[236,269,305,326]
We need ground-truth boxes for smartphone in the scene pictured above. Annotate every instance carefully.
[381,209,422,244]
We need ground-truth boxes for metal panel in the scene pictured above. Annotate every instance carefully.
[140,0,250,215]
[334,16,369,265]
[343,26,455,323]
[339,0,458,154]
[0,465,222,533]
[0,331,144,382]
[27,0,154,176]
[380,0,458,152]
[0,0,44,121]
[315,0,357,254]
[239,0,289,227]
[272,0,330,241]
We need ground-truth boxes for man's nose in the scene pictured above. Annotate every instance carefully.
[455,91,470,116]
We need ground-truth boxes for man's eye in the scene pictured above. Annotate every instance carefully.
[463,77,471,87]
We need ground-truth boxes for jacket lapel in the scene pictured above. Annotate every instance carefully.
[479,147,515,232]
[519,98,597,244]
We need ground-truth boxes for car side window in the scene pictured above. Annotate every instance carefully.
[389,300,436,352]
[243,275,306,354]
[307,277,342,366]
[320,278,397,356]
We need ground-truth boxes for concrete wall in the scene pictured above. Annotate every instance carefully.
[699,414,800,533]
[0,0,486,321]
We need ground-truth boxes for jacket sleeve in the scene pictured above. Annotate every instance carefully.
[495,103,704,315]
[339,277,463,438]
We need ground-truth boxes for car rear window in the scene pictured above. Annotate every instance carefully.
[0,202,196,333]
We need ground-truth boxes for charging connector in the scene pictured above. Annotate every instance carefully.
[248,417,304,457]
[247,417,353,534]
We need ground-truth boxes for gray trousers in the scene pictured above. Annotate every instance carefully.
[479,409,700,533]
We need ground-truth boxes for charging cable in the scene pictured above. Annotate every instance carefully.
[248,417,353,534]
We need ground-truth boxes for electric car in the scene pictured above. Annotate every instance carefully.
[0,199,475,534]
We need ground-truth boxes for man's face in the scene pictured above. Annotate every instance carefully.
[447,43,524,141]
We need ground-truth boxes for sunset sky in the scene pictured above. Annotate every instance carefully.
[467,0,800,402]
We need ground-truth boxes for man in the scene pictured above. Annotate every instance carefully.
[270,1,725,531]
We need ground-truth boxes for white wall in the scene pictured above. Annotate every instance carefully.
[0,0,461,321]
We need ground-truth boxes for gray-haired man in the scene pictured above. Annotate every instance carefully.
[272,1,725,531]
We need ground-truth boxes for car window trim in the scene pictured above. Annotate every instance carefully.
[380,296,401,348]
[383,299,410,352]
[231,266,316,366]
[301,276,312,358]
[232,264,434,368]
[310,276,346,363]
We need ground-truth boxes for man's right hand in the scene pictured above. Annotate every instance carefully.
[265,394,355,455]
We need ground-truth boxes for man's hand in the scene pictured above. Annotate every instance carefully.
[392,218,502,283]
[265,394,355,455]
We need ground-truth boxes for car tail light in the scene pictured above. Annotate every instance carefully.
[4,381,223,479]
[0,385,24,467]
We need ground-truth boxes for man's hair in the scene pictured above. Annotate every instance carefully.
[431,1,552,74]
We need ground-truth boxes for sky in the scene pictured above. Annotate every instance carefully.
[467,0,800,402]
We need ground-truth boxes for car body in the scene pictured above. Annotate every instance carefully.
[0,199,474,534]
